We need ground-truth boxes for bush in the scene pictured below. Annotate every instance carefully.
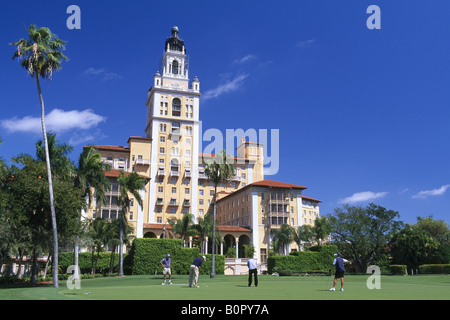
[268,245,337,274]
[129,238,224,275]
[389,265,407,275]
[419,264,450,274]
[58,252,123,275]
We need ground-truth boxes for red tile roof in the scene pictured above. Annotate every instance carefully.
[127,136,152,143]
[143,223,251,233]
[250,179,307,190]
[104,169,150,180]
[92,145,129,152]
[302,195,322,203]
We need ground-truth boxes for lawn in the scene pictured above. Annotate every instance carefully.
[1,274,449,301]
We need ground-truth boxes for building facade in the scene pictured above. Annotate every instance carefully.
[86,27,322,263]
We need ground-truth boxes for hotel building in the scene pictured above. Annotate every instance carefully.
[86,27,321,264]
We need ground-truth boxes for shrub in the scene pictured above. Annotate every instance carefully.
[268,245,337,274]
[58,252,123,275]
[129,238,225,275]
[419,264,450,274]
[389,265,407,275]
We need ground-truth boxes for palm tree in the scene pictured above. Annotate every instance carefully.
[36,132,74,178]
[117,170,147,276]
[10,25,68,288]
[194,214,214,253]
[88,218,109,275]
[271,224,294,255]
[292,225,314,251]
[168,213,197,246]
[73,146,111,279]
[203,149,235,278]
[312,217,331,246]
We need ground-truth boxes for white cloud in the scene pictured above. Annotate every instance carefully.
[83,67,105,76]
[339,191,388,204]
[82,67,122,81]
[1,108,106,135]
[202,73,248,101]
[412,184,450,199]
[233,54,256,64]
[296,38,316,49]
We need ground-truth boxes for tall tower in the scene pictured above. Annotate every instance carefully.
[145,26,201,225]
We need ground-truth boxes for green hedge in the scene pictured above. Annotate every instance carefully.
[419,264,450,274]
[268,245,338,274]
[129,238,224,275]
[389,265,407,275]
[58,252,123,274]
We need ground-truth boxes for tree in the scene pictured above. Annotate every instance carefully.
[73,146,111,279]
[203,150,235,278]
[194,214,215,253]
[169,213,197,246]
[11,25,68,288]
[117,170,147,276]
[36,132,74,178]
[390,224,440,271]
[312,216,331,246]
[292,224,314,251]
[270,224,294,255]
[328,203,403,272]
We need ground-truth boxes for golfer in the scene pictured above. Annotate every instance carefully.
[189,256,205,288]
[330,252,350,291]
[247,257,258,287]
[160,254,172,285]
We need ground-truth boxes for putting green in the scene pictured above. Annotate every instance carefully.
[1,274,449,300]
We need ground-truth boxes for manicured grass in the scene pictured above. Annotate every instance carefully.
[0,274,449,300]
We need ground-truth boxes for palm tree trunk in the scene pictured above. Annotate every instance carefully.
[119,211,124,276]
[73,240,79,281]
[210,184,217,278]
[35,73,59,288]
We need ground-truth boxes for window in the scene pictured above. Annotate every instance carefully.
[172,98,181,116]
[172,60,179,74]
[160,147,165,154]
[160,136,165,143]
[158,186,163,193]
[172,187,176,194]
[185,188,190,194]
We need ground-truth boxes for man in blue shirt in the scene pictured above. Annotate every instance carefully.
[189,256,205,288]
[160,254,172,285]
[247,257,258,287]
[330,253,350,291]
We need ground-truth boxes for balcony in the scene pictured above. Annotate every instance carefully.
[168,199,179,206]
[185,168,191,177]
[169,170,180,177]
[136,158,151,165]
[156,198,164,206]
[157,169,166,176]
[231,175,242,182]
[169,129,181,139]
[183,200,191,207]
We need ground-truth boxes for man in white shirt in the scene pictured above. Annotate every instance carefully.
[247,257,258,287]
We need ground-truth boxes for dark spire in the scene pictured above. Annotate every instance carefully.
[165,26,185,53]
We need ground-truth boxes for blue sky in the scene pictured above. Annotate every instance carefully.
[1,1,450,224]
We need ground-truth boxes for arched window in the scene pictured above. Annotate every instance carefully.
[172,98,181,116]
[172,60,179,75]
